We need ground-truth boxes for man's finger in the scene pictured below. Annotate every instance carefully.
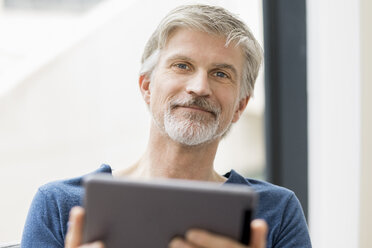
[169,237,197,248]
[185,229,245,248]
[65,206,85,248]
[250,219,268,248]
[79,241,105,248]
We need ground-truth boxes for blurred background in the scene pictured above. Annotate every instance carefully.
[0,0,371,247]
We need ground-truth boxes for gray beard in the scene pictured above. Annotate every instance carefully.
[152,96,233,146]
[163,109,220,146]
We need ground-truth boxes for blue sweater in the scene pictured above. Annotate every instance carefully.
[21,165,311,247]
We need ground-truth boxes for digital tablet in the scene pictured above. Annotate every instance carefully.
[82,174,257,248]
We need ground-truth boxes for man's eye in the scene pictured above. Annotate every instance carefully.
[214,71,229,78]
[174,63,190,70]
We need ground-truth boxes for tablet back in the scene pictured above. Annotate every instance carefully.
[83,174,257,248]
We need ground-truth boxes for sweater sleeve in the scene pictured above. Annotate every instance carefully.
[273,193,312,248]
[21,188,65,248]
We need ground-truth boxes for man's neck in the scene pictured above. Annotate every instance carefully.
[114,124,226,182]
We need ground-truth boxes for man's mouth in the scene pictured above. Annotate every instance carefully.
[174,105,216,117]
[169,97,220,119]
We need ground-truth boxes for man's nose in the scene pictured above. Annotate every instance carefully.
[185,71,212,97]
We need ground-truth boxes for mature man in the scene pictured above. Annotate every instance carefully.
[21,4,311,248]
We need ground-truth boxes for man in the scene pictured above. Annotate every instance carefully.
[21,4,311,248]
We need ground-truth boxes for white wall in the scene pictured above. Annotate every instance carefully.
[308,0,371,247]
[359,0,372,247]
[0,0,264,243]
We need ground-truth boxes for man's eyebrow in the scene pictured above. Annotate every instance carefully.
[165,54,195,63]
[212,63,238,78]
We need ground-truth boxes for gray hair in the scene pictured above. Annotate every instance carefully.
[140,4,263,99]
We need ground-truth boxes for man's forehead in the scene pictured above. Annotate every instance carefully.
[163,28,241,52]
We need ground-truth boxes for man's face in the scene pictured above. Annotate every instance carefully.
[142,28,247,146]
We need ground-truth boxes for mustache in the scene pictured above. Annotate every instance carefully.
[169,97,221,117]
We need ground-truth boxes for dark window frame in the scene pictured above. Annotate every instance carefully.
[262,0,308,219]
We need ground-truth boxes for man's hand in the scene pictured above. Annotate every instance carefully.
[169,219,268,248]
[65,206,105,248]
[65,206,267,248]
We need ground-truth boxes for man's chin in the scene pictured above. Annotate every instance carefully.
[171,135,215,147]
[165,125,219,146]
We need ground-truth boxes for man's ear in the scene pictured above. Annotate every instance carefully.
[232,96,250,123]
[139,74,151,105]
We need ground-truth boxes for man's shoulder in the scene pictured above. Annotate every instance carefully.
[246,178,295,200]
[37,164,112,205]
[244,177,298,215]
[38,175,83,203]
[225,169,295,199]
[225,170,303,224]
[21,165,112,246]
[225,170,311,247]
